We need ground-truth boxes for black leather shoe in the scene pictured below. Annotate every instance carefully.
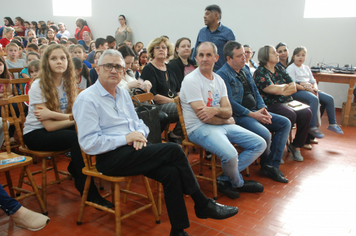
[261,165,288,183]
[170,230,189,236]
[168,133,182,145]
[217,181,240,199]
[235,180,264,193]
[195,199,238,219]
[88,196,115,210]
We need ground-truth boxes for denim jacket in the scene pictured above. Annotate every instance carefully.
[217,63,266,117]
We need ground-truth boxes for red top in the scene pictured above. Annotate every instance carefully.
[0,38,11,48]
[74,25,91,40]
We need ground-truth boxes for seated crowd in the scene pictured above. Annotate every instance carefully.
[0,6,344,235]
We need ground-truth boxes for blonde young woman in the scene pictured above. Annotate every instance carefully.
[23,44,112,208]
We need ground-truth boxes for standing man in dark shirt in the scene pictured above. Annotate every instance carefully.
[192,4,235,72]
[217,41,291,183]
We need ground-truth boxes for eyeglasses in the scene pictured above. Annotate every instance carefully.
[155,46,167,50]
[99,63,124,72]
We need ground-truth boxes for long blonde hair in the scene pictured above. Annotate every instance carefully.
[39,44,77,113]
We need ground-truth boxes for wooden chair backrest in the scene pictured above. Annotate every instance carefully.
[174,96,189,141]
[8,68,23,80]
[10,78,32,96]
[69,114,94,170]
[131,93,154,105]
[0,79,11,98]
[7,95,29,148]
[0,99,11,154]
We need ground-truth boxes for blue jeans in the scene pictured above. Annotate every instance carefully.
[188,124,267,188]
[0,184,21,216]
[292,90,336,127]
[234,112,291,168]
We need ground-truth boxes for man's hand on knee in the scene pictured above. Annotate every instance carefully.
[126,131,147,150]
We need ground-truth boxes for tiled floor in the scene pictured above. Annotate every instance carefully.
[1,110,356,236]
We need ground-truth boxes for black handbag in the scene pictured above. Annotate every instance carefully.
[133,100,162,144]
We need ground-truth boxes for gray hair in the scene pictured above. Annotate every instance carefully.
[258,45,273,67]
[98,49,124,66]
[196,41,218,56]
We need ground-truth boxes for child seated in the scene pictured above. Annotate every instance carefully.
[21,52,40,78]
[131,56,141,79]
[73,44,91,68]
[72,57,91,89]
[26,43,39,53]
[89,50,104,84]
[5,43,26,78]
[38,45,49,58]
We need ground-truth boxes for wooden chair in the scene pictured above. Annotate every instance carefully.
[10,78,32,96]
[8,68,23,80]
[0,99,47,214]
[7,95,71,207]
[70,115,160,236]
[131,92,162,214]
[174,96,224,200]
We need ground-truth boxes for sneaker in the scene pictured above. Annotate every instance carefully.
[327,125,344,134]
[303,144,312,150]
[12,207,50,231]
[287,145,303,162]
[308,127,324,139]
[310,139,318,144]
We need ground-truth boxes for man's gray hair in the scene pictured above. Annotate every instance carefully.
[196,41,218,56]
[98,49,124,66]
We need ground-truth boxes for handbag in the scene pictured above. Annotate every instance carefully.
[133,100,162,144]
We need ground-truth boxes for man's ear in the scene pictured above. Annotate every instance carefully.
[215,54,219,63]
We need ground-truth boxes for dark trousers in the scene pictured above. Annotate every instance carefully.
[96,142,200,229]
[268,103,312,147]
[23,127,100,200]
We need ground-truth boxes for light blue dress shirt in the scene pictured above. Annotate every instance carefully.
[72,80,149,155]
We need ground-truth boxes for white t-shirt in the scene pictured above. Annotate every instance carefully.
[77,75,88,89]
[286,63,316,84]
[180,68,228,135]
[23,79,68,135]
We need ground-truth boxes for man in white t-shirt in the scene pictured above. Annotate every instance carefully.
[180,42,267,199]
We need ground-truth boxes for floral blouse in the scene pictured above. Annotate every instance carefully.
[253,65,294,106]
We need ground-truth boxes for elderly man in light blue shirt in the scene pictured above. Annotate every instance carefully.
[73,49,238,236]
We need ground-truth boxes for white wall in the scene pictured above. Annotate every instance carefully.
[1,0,355,107]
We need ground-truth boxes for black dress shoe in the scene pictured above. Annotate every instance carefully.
[235,180,264,193]
[195,199,238,220]
[88,196,115,209]
[170,230,189,236]
[260,165,289,183]
[168,133,182,145]
[217,181,240,199]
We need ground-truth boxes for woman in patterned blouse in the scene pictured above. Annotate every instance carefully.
[253,45,312,162]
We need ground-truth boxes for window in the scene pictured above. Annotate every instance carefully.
[304,0,356,18]
[53,0,92,17]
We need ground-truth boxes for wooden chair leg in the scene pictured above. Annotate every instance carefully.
[16,166,26,196]
[245,166,250,177]
[51,156,60,181]
[211,154,218,200]
[142,176,160,224]
[5,171,15,198]
[25,166,47,214]
[156,181,162,215]
[123,177,132,203]
[114,182,121,236]
[77,176,92,225]
[41,157,48,207]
